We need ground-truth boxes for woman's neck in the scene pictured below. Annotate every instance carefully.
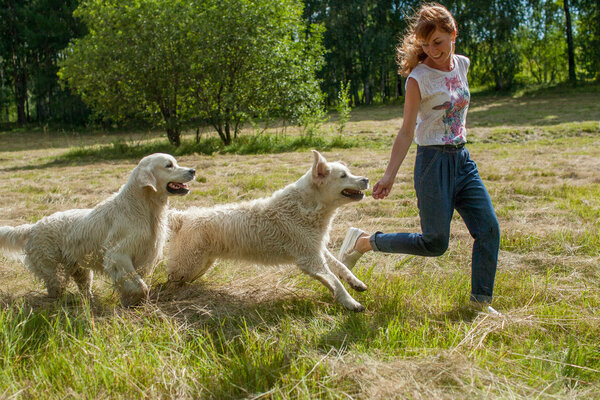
[423,53,455,72]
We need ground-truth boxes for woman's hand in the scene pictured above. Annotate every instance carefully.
[372,175,394,199]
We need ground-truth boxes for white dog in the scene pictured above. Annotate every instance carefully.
[167,150,369,311]
[0,153,195,306]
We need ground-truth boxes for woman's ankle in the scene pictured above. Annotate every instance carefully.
[355,234,372,254]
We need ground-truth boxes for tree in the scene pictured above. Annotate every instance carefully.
[188,0,325,145]
[0,0,29,124]
[454,0,524,90]
[60,0,324,146]
[60,0,196,146]
[0,0,86,125]
[28,0,87,124]
[302,0,410,106]
[575,0,600,81]
[563,0,577,84]
[517,0,567,84]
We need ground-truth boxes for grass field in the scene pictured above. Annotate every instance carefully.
[1,87,599,399]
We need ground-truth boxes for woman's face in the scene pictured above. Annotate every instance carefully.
[420,28,456,70]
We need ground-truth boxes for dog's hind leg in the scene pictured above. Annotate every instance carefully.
[167,245,215,283]
[24,254,66,298]
[323,249,367,292]
[297,255,364,312]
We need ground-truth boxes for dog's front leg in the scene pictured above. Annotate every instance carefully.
[323,249,367,292]
[297,255,365,312]
[70,265,94,301]
[104,251,148,307]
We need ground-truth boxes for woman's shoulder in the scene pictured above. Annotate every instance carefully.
[454,54,471,68]
[410,62,427,74]
[408,63,428,80]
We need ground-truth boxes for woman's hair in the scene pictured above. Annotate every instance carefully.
[397,3,457,77]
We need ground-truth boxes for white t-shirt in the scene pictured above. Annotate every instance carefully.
[406,54,470,146]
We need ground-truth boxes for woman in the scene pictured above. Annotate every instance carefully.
[338,3,500,312]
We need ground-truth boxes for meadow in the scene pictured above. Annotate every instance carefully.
[0,86,599,399]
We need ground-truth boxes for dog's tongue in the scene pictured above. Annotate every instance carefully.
[168,182,188,190]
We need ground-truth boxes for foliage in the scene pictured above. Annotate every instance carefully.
[576,0,600,81]
[515,1,567,84]
[453,0,524,90]
[304,0,410,106]
[0,0,86,124]
[59,0,199,146]
[59,0,324,147]
[188,0,325,145]
[334,80,352,135]
[2,0,600,128]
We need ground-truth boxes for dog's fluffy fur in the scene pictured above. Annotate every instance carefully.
[167,151,369,311]
[0,153,195,306]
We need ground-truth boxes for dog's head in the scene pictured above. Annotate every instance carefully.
[310,150,369,206]
[134,153,195,196]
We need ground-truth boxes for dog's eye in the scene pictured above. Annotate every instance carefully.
[340,173,347,178]
[165,162,173,169]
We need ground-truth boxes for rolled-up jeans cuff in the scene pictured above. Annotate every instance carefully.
[470,293,493,304]
[370,231,383,252]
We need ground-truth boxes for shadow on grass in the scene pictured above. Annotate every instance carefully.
[1,134,362,172]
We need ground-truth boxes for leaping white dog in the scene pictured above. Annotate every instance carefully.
[167,150,369,311]
[0,153,195,306]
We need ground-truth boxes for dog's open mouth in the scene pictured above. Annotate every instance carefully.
[167,182,190,195]
[341,188,364,200]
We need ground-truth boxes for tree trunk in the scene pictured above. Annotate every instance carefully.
[363,81,371,105]
[224,118,232,144]
[166,127,181,147]
[160,104,181,146]
[212,119,230,145]
[397,75,403,98]
[563,0,577,85]
[12,56,27,124]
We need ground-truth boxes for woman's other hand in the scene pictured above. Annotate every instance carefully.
[372,175,394,199]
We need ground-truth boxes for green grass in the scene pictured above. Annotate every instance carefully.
[1,85,599,398]
[1,265,598,398]
[57,132,362,164]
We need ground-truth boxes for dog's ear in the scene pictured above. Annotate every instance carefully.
[137,167,158,192]
[311,150,330,183]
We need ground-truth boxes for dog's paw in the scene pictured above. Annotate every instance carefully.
[167,273,190,286]
[120,279,149,307]
[350,281,368,292]
[47,286,66,299]
[342,299,365,312]
[120,291,146,308]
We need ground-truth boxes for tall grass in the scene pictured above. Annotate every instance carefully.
[1,261,598,398]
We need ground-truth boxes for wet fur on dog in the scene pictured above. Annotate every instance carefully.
[0,153,195,306]
[167,151,369,311]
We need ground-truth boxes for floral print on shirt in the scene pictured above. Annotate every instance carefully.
[432,75,470,144]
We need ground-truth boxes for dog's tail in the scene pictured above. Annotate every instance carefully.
[0,224,33,257]
[167,210,186,234]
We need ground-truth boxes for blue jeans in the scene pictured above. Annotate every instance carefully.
[370,145,499,303]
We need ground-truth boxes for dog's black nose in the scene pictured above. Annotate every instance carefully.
[361,178,369,184]
[189,168,196,175]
